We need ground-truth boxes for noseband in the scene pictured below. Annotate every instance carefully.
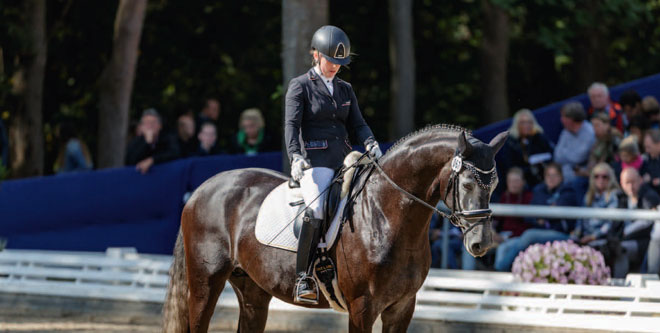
[370,149,496,235]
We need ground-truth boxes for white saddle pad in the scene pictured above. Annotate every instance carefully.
[255,181,346,252]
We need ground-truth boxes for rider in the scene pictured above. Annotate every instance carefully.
[284,25,382,303]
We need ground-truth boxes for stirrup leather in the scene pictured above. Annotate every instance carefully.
[294,273,319,304]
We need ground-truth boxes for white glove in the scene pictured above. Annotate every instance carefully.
[291,154,311,181]
[366,141,383,159]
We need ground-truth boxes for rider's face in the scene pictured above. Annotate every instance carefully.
[314,52,340,79]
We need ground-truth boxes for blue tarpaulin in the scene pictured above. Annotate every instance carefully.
[2,73,660,254]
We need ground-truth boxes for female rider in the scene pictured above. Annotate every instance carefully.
[284,25,382,304]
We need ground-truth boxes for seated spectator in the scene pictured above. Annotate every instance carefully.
[494,163,579,271]
[584,112,622,175]
[576,163,620,245]
[648,222,660,275]
[554,102,596,183]
[642,129,660,194]
[642,96,660,129]
[587,82,624,132]
[607,168,659,277]
[627,114,649,147]
[177,112,198,158]
[125,108,180,174]
[619,90,643,131]
[196,122,222,156]
[612,136,644,182]
[499,109,554,188]
[229,108,278,155]
[494,167,533,238]
[54,121,93,173]
[197,98,221,132]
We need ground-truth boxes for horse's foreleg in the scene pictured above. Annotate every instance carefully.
[230,273,272,332]
[380,295,416,333]
[185,239,233,333]
[347,295,377,333]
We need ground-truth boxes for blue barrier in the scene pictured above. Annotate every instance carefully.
[2,73,660,254]
[0,152,282,254]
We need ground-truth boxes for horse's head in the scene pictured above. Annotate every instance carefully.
[445,130,507,257]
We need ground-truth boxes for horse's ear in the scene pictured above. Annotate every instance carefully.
[457,131,473,156]
[489,131,509,155]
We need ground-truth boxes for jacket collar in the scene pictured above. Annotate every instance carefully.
[307,67,336,98]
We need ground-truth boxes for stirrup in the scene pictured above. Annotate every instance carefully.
[294,274,319,305]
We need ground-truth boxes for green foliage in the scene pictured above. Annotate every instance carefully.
[1,0,660,176]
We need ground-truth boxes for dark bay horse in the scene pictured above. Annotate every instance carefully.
[163,125,508,332]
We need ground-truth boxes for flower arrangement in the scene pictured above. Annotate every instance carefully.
[512,240,610,285]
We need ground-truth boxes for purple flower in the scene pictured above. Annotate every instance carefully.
[511,240,611,285]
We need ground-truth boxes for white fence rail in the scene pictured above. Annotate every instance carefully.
[490,203,660,221]
[1,248,659,332]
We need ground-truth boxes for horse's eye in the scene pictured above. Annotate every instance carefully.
[463,183,474,191]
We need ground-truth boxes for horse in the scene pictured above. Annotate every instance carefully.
[163,125,508,332]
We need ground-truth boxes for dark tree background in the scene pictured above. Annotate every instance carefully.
[1,0,659,177]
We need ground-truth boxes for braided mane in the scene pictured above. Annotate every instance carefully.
[387,124,472,152]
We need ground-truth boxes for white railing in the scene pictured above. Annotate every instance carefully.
[1,248,659,332]
[491,203,660,221]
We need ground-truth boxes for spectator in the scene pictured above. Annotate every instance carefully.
[495,167,533,238]
[196,121,221,156]
[177,112,198,158]
[619,90,643,129]
[125,108,180,174]
[642,129,660,194]
[0,117,8,169]
[587,111,622,169]
[642,96,660,129]
[587,82,625,132]
[53,121,93,173]
[499,109,554,188]
[607,168,659,277]
[612,136,644,182]
[627,113,650,144]
[554,101,596,183]
[494,163,579,271]
[577,163,620,245]
[197,98,221,131]
[229,108,278,155]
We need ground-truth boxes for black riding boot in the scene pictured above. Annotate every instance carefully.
[294,208,322,304]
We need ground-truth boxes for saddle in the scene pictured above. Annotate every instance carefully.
[254,151,372,311]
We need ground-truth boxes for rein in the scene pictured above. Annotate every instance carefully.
[369,150,495,235]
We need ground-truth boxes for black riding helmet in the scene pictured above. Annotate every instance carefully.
[311,25,351,66]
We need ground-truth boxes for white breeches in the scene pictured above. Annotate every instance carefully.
[300,167,334,219]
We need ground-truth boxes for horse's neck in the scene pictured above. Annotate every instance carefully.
[360,141,454,250]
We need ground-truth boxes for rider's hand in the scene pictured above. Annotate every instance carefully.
[291,154,311,181]
[366,141,383,159]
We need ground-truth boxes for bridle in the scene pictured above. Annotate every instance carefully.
[369,149,496,235]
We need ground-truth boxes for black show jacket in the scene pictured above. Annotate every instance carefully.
[284,68,375,169]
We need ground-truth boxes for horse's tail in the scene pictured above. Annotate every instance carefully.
[163,229,189,332]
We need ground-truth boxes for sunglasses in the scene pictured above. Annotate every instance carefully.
[594,174,609,180]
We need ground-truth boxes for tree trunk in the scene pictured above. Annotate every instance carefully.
[388,0,415,140]
[97,0,147,169]
[281,0,328,171]
[573,1,606,92]
[481,0,510,124]
[9,0,47,177]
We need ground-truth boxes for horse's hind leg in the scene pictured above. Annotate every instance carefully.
[230,271,272,332]
[185,237,233,332]
[380,295,416,333]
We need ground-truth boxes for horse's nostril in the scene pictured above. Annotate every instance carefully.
[471,243,482,253]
